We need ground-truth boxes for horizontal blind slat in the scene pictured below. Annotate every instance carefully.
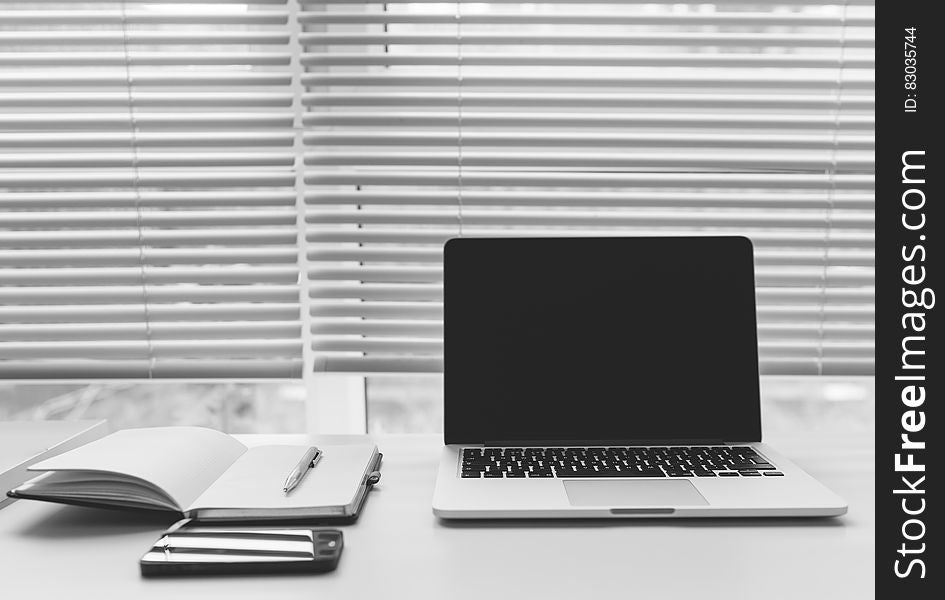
[301,52,875,69]
[0,321,301,342]
[0,303,302,324]
[306,303,874,321]
[308,322,874,340]
[306,247,874,267]
[0,340,301,360]
[305,209,872,229]
[304,132,874,151]
[301,112,872,130]
[299,32,874,47]
[0,92,292,109]
[304,171,874,189]
[1,171,296,188]
[1,132,294,149]
[302,92,874,110]
[1,152,295,169]
[0,360,303,380]
[2,52,291,67]
[300,11,873,27]
[309,357,874,376]
[0,72,292,87]
[0,247,298,268]
[306,266,873,286]
[304,338,874,356]
[4,209,296,228]
[0,191,295,209]
[305,190,874,209]
[0,31,290,45]
[0,228,298,249]
[298,0,873,5]
[0,284,299,304]
[305,228,873,248]
[304,283,874,304]
[1,9,288,25]
[301,73,874,90]
[0,114,293,130]
[0,266,299,286]
[303,150,873,172]
[17,0,288,3]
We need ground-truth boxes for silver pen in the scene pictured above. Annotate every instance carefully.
[282,447,322,494]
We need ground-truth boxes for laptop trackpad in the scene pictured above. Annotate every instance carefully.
[564,480,708,507]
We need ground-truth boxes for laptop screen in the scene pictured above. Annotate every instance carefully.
[444,236,762,445]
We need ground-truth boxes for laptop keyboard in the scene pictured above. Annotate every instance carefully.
[460,446,782,478]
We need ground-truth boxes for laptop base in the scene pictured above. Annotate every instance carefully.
[433,443,847,519]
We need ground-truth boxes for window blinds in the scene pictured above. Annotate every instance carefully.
[300,0,875,376]
[2,1,875,380]
[0,1,303,378]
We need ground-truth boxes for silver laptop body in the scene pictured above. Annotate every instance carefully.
[432,237,846,519]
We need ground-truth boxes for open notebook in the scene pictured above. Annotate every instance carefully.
[8,427,381,522]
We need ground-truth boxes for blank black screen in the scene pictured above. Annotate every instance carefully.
[444,237,762,445]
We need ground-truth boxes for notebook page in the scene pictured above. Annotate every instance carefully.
[16,471,179,511]
[187,444,377,513]
[29,427,247,511]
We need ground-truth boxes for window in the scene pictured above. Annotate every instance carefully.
[301,0,875,378]
[1,1,302,379]
[0,380,307,432]
[2,1,875,432]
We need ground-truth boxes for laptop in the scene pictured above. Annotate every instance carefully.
[432,236,847,518]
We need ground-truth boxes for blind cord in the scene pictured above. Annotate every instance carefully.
[456,1,464,237]
[120,0,155,378]
[817,0,851,376]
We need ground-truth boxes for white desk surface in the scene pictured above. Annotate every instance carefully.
[0,429,873,599]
